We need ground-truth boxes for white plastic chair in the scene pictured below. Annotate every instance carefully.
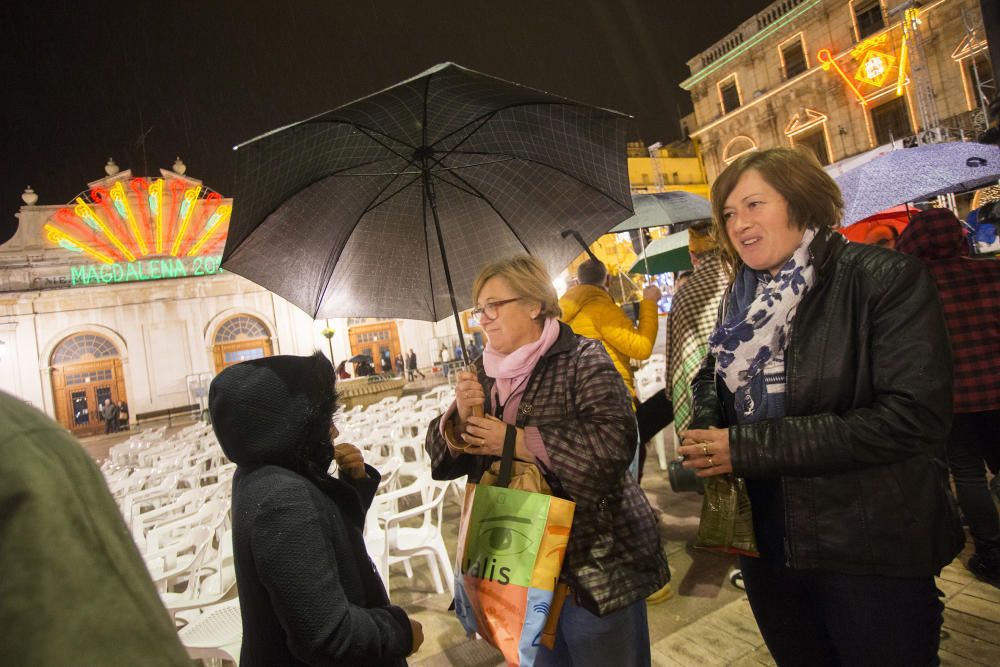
[365,472,453,596]
[161,529,237,621]
[177,598,242,666]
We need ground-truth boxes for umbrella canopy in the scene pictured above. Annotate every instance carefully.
[348,354,373,364]
[223,62,634,334]
[836,142,1000,226]
[838,205,912,244]
[610,191,712,232]
[628,230,692,274]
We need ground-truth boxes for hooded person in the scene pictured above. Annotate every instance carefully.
[897,208,1000,584]
[210,352,421,666]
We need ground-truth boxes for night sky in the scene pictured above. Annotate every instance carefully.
[1,0,772,242]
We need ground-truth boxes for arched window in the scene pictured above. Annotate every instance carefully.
[722,136,758,165]
[213,315,270,344]
[212,315,273,372]
[52,333,119,365]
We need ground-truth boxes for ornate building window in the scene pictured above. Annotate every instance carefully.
[52,333,119,365]
[780,35,809,79]
[869,96,912,145]
[852,0,885,41]
[718,76,742,115]
[212,315,273,373]
[722,136,757,165]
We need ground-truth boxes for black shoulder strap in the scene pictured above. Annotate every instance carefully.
[496,425,517,488]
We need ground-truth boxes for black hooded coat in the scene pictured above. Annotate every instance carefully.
[210,353,412,666]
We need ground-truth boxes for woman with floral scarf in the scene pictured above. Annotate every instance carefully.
[679,148,963,666]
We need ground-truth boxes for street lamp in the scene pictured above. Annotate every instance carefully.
[321,324,335,364]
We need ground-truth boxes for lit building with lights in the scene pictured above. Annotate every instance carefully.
[0,162,444,436]
[681,0,993,180]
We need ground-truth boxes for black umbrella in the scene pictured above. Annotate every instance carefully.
[223,62,634,363]
[347,354,373,364]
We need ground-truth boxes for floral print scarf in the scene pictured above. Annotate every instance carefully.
[709,229,816,415]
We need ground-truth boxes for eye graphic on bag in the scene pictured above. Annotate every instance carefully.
[480,516,534,555]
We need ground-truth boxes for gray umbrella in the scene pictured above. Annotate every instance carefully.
[610,191,712,232]
[223,62,634,362]
[836,142,1000,226]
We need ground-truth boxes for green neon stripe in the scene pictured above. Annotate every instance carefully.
[680,0,823,90]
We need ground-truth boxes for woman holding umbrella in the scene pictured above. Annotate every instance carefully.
[679,148,963,665]
[425,255,668,666]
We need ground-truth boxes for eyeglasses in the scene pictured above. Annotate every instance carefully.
[471,298,521,321]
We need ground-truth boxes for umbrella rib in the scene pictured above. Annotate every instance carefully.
[428,101,615,152]
[429,109,500,155]
[432,170,531,254]
[353,125,414,163]
[446,151,632,213]
[311,158,420,313]
[363,172,422,214]
[304,117,418,151]
[421,183,439,322]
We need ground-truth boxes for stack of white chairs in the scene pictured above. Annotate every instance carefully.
[98,422,240,663]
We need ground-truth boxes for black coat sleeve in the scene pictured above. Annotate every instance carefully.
[730,258,954,478]
[250,480,412,665]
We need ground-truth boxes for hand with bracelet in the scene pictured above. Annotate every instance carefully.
[453,369,534,461]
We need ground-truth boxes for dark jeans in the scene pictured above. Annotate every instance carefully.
[534,597,650,667]
[948,409,1000,550]
[739,555,943,667]
[104,417,119,434]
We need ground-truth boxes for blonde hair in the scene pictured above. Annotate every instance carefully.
[472,255,561,320]
[710,148,844,273]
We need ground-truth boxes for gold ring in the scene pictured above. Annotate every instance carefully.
[701,444,709,457]
[706,455,715,467]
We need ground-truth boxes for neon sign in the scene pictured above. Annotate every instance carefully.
[818,48,868,105]
[46,173,229,268]
[820,9,918,106]
[67,255,224,286]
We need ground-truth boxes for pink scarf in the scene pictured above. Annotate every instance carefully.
[482,317,560,409]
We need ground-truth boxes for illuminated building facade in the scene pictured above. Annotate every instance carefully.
[681,0,993,180]
[0,164,443,436]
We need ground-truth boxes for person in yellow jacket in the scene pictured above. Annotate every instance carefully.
[559,259,661,398]
[560,259,672,604]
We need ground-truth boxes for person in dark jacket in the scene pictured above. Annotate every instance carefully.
[897,208,1000,584]
[0,391,192,666]
[210,352,422,666]
[679,148,964,666]
[426,255,668,667]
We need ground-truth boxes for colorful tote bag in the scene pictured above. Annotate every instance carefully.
[453,426,575,665]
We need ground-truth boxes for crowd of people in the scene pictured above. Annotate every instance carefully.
[2,147,997,666]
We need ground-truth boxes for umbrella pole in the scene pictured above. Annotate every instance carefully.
[422,172,473,366]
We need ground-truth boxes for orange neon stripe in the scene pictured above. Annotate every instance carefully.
[818,48,867,106]
[44,224,115,264]
[74,197,136,262]
[171,185,202,256]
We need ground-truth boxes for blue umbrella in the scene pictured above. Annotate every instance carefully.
[836,142,1000,226]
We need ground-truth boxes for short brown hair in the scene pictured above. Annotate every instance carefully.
[710,148,843,273]
[472,254,561,319]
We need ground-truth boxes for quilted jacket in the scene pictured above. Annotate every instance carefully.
[426,323,669,616]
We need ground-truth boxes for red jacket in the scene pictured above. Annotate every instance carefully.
[896,209,1000,412]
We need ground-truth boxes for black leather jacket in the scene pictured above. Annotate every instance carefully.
[691,228,964,577]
